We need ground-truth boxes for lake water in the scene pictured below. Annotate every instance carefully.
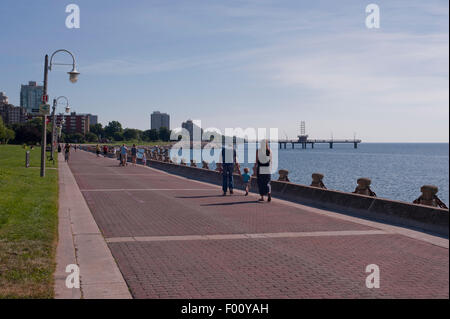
[274,143,449,206]
[170,143,449,206]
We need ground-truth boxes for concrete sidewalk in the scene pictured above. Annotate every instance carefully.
[54,152,131,299]
[65,150,448,298]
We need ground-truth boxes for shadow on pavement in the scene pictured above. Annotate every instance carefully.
[176,195,228,199]
[201,200,260,206]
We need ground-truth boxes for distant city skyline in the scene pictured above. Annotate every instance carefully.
[0,0,448,142]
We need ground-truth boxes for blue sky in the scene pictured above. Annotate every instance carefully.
[0,0,448,142]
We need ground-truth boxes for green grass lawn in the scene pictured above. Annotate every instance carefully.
[0,145,58,298]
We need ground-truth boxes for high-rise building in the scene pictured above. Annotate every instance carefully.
[20,81,44,114]
[181,119,194,137]
[54,112,90,135]
[0,104,27,125]
[0,92,27,124]
[151,111,170,130]
[0,92,8,104]
[87,114,98,125]
[181,119,203,141]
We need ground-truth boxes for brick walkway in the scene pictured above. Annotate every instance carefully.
[69,150,449,299]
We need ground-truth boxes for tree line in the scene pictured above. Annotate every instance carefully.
[0,117,172,145]
[88,121,171,143]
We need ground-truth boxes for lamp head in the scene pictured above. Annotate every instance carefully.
[65,105,70,113]
[68,67,80,83]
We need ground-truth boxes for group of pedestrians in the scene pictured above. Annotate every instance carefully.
[90,141,273,202]
[116,144,138,167]
[220,140,272,202]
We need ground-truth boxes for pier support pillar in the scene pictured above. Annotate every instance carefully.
[354,142,357,149]
[311,143,314,149]
[292,143,294,149]
[329,142,333,149]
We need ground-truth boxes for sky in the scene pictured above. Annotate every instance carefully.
[0,0,448,142]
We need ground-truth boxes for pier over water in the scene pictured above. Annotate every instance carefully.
[279,137,362,149]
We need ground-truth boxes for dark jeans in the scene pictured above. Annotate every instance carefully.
[222,163,234,193]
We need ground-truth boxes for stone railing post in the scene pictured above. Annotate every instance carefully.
[215,162,222,172]
[190,159,197,167]
[353,178,376,197]
[277,169,290,182]
[180,158,187,166]
[311,173,326,189]
[413,185,448,209]
[202,161,210,169]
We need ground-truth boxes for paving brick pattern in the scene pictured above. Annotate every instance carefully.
[110,235,448,299]
[69,151,449,299]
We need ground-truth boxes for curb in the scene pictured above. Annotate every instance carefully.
[54,152,132,299]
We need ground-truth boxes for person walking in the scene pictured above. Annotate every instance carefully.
[96,144,101,157]
[142,150,147,166]
[103,145,108,157]
[256,140,272,202]
[64,143,71,162]
[220,144,239,196]
[120,144,128,166]
[242,167,251,196]
[131,144,137,166]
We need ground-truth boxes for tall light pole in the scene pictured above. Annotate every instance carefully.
[40,49,80,177]
[50,96,70,161]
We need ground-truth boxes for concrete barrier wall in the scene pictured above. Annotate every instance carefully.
[82,146,449,237]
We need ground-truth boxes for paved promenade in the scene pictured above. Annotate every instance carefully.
[67,150,449,298]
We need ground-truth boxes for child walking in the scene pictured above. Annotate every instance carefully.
[242,167,251,196]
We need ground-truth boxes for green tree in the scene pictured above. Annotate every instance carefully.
[85,132,98,142]
[10,118,47,145]
[113,131,124,141]
[123,128,139,140]
[158,127,171,142]
[90,123,104,137]
[0,117,6,143]
[104,121,122,138]
[65,133,85,143]
[142,129,159,141]
[4,128,15,144]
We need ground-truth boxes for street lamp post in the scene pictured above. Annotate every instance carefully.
[40,49,80,177]
[50,96,70,161]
